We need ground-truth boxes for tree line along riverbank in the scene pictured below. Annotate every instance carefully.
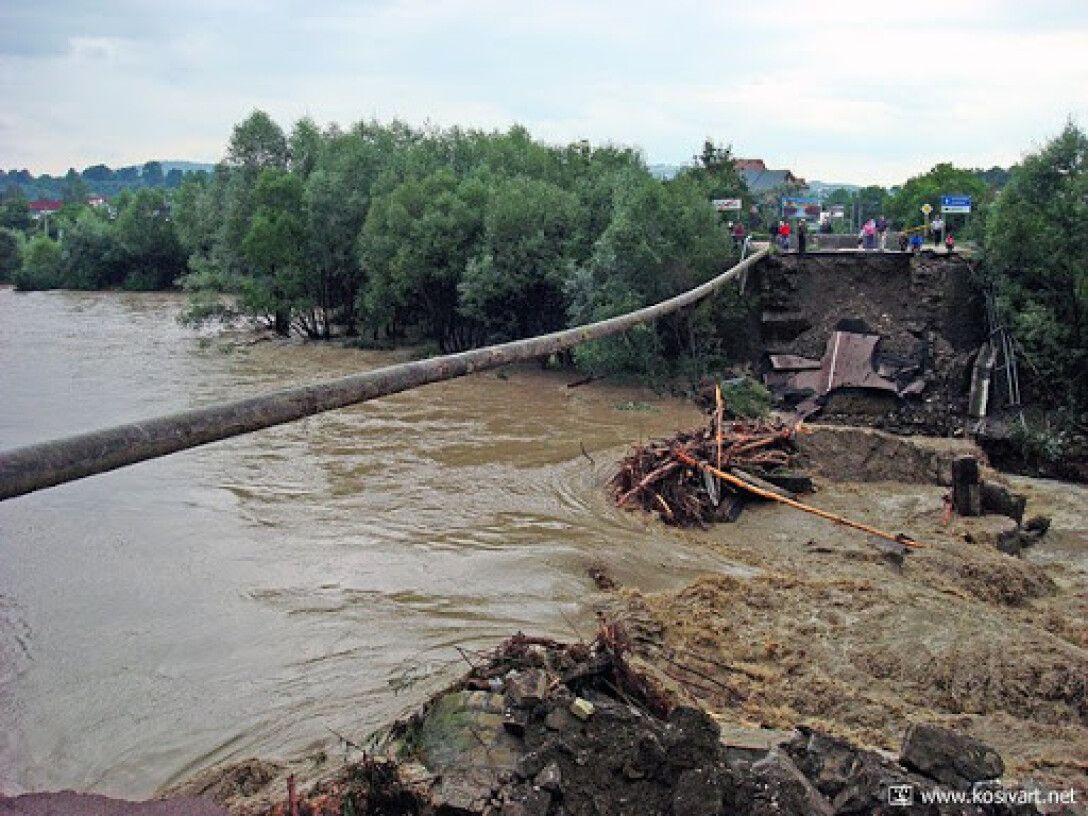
[1,117,1084,464]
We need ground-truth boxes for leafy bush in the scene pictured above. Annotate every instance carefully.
[1010,419,1069,469]
[720,376,772,418]
[0,227,21,282]
[984,122,1088,408]
[12,234,64,290]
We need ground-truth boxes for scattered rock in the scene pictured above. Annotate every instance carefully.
[500,784,551,816]
[196,631,1041,816]
[664,706,722,770]
[718,722,797,764]
[569,697,595,721]
[900,722,1004,790]
[588,564,618,590]
[544,706,575,732]
[1024,515,1051,536]
[738,750,834,816]
[506,669,551,708]
[672,767,726,816]
[533,761,562,793]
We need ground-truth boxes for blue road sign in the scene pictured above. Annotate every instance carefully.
[941,195,972,213]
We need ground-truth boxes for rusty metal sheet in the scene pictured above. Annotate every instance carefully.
[823,331,898,393]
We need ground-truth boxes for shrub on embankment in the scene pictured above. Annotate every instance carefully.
[9,189,187,292]
[983,121,1088,411]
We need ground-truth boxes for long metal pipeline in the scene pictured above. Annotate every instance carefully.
[0,249,767,501]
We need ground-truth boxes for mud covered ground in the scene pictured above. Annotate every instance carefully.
[614,426,1088,798]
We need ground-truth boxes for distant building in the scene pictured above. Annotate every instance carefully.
[86,195,106,207]
[733,159,807,195]
[28,199,64,219]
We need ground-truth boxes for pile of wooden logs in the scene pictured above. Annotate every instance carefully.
[608,412,809,527]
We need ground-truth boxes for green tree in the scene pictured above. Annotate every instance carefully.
[305,128,388,335]
[113,188,186,289]
[289,117,323,179]
[12,234,63,290]
[227,110,289,170]
[458,175,582,343]
[359,170,486,348]
[887,163,987,234]
[141,161,164,187]
[984,122,1088,406]
[567,171,733,381]
[686,139,747,201]
[241,168,308,335]
[82,164,114,183]
[61,210,125,288]
[61,169,88,206]
[0,227,22,281]
[1,185,32,231]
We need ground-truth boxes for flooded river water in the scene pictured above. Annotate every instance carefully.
[0,288,740,797]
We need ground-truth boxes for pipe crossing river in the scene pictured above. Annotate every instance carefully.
[0,249,766,501]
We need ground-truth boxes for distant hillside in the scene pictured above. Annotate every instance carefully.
[648,163,686,180]
[158,161,216,175]
[1,159,214,200]
[806,180,861,195]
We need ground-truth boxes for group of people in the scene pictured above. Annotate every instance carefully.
[857,216,889,250]
[774,219,808,252]
[738,212,957,255]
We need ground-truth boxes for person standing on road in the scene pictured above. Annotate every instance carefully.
[797,218,808,254]
[931,215,945,247]
[876,214,889,250]
[944,232,955,254]
[731,220,747,251]
[778,220,792,251]
[862,218,877,250]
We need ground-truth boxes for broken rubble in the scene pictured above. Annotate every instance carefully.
[200,630,1044,816]
[900,722,1005,790]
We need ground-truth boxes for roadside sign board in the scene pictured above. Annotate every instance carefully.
[941,195,972,213]
[920,203,933,216]
[713,198,743,211]
[781,197,822,219]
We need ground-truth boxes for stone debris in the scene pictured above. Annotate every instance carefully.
[950,454,1050,557]
[569,697,595,721]
[900,722,1005,790]
[206,627,1050,816]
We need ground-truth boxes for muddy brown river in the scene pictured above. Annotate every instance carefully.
[0,288,746,797]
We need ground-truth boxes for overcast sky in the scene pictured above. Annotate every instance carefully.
[2,0,1086,185]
